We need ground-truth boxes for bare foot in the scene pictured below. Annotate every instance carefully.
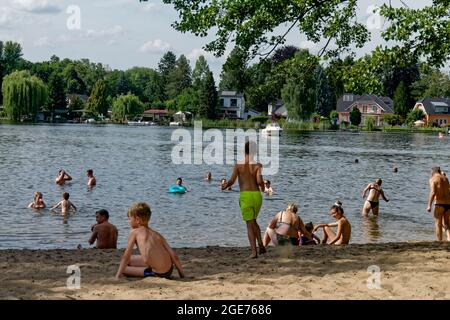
[259,247,266,255]
[249,253,257,259]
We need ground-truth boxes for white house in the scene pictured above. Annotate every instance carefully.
[218,91,245,119]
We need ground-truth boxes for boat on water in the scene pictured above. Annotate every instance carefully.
[261,122,283,136]
[127,120,155,126]
[169,121,182,126]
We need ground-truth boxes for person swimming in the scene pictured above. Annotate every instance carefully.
[28,192,46,209]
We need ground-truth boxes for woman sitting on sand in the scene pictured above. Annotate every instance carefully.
[28,192,46,209]
[262,203,313,247]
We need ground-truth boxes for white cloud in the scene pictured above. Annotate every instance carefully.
[93,0,135,8]
[12,0,62,14]
[299,40,316,50]
[142,3,160,12]
[187,48,215,61]
[0,7,21,27]
[85,25,124,39]
[33,36,53,47]
[140,39,171,53]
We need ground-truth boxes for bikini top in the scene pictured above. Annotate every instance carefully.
[276,211,295,234]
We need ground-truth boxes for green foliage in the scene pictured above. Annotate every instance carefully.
[68,96,85,112]
[393,81,410,117]
[329,110,338,120]
[174,88,200,113]
[219,48,249,92]
[383,114,403,126]
[250,116,269,123]
[198,71,218,119]
[364,116,376,131]
[116,71,130,96]
[349,107,361,126]
[2,70,48,121]
[192,56,210,90]
[47,71,67,112]
[86,80,109,116]
[166,55,192,100]
[406,108,425,125]
[411,68,450,100]
[158,51,177,101]
[112,93,144,122]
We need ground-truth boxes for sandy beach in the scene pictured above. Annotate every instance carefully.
[1,242,449,300]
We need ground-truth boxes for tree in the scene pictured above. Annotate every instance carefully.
[383,114,403,126]
[116,71,130,96]
[411,69,450,100]
[192,56,210,90]
[158,51,177,100]
[174,88,200,114]
[68,96,85,113]
[47,72,67,113]
[2,41,23,75]
[349,107,361,126]
[112,93,144,122]
[315,66,333,117]
[165,55,192,100]
[198,71,218,119]
[162,0,369,59]
[219,48,248,92]
[2,71,48,121]
[64,65,87,94]
[270,45,299,65]
[86,80,109,116]
[281,51,318,120]
[125,67,160,103]
[393,81,409,118]
[406,108,425,125]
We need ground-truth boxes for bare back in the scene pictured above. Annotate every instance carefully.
[134,227,173,274]
[430,175,450,204]
[336,217,351,245]
[235,162,263,191]
[61,200,71,215]
[93,222,118,249]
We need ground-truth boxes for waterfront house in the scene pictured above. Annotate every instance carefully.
[268,100,288,119]
[337,94,394,126]
[218,91,245,119]
[412,98,450,127]
[142,109,170,123]
[243,108,261,120]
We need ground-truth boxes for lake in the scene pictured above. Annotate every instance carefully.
[0,124,448,249]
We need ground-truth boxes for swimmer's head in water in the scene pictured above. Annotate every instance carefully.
[206,172,212,179]
[432,166,441,175]
[355,159,359,163]
[34,192,43,201]
[128,202,151,226]
[375,178,382,186]
[221,178,226,183]
[62,192,69,200]
[176,178,183,185]
[264,180,271,186]
[87,169,93,176]
[245,141,257,156]
[286,202,298,214]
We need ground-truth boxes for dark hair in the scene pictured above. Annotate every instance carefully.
[177,177,182,182]
[96,209,109,219]
[245,141,257,155]
[375,178,382,186]
[330,204,344,215]
[63,192,69,200]
[432,166,441,174]
[265,180,271,184]
[355,159,359,163]
[305,222,314,232]
[87,169,93,175]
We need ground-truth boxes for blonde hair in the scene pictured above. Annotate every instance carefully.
[34,192,42,202]
[128,202,152,224]
[286,202,298,214]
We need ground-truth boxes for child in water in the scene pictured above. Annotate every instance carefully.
[28,192,46,209]
[50,192,77,215]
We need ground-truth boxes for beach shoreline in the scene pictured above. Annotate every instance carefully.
[1,241,449,300]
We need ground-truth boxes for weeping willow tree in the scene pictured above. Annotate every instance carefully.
[2,71,48,121]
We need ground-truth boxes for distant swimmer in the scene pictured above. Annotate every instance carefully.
[263,180,274,195]
[220,178,232,191]
[355,159,359,164]
[314,203,351,245]
[222,141,266,258]
[427,166,450,241]
[55,169,72,185]
[361,178,390,216]
[439,132,444,140]
[50,192,77,215]
[205,172,212,181]
[176,177,187,191]
[89,209,118,249]
[393,166,398,173]
[28,192,46,209]
[87,169,96,188]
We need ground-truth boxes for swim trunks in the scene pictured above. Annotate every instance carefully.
[239,191,262,221]
[143,265,174,279]
[435,203,450,211]
[367,200,379,209]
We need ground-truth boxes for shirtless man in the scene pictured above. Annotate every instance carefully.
[222,141,266,258]
[115,202,184,279]
[361,178,389,216]
[314,204,351,245]
[89,209,118,249]
[87,169,96,188]
[55,169,72,185]
[427,167,450,241]
[50,192,77,215]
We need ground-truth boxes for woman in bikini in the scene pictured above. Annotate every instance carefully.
[262,203,312,247]
[362,178,389,216]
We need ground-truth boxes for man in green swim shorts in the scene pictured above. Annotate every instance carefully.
[222,141,266,258]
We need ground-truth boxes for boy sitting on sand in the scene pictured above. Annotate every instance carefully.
[50,192,77,215]
[300,222,320,245]
[115,202,184,280]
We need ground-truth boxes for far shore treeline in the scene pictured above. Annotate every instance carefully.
[0,40,450,126]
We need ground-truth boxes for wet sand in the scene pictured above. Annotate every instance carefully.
[1,242,449,300]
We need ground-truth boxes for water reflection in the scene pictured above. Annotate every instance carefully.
[362,215,380,243]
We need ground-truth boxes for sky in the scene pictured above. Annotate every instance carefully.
[0,0,433,80]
